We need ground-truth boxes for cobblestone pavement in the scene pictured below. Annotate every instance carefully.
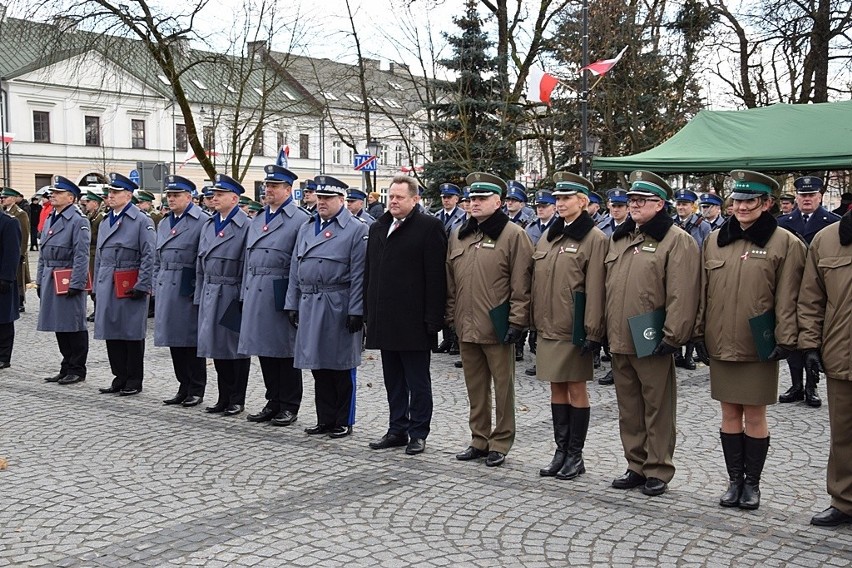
[2,258,851,566]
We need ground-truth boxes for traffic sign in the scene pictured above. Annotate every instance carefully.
[294,189,303,201]
[129,169,140,185]
[354,154,378,171]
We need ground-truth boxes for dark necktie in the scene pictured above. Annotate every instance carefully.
[803,214,810,225]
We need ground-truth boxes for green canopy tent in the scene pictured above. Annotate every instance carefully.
[592,101,852,174]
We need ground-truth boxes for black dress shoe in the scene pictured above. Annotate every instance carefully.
[611,470,647,489]
[86,314,95,322]
[270,410,298,426]
[99,386,121,394]
[247,405,277,422]
[405,438,426,455]
[58,374,85,385]
[205,403,227,413]
[119,388,141,396]
[223,404,244,416]
[778,385,804,403]
[453,360,463,368]
[328,425,352,439]
[641,477,668,496]
[456,446,488,461]
[305,423,331,435]
[810,506,852,527]
[181,395,203,407]
[0,362,10,369]
[485,451,506,467]
[44,373,65,383]
[163,393,188,405]
[598,370,614,386]
[369,433,409,450]
[524,365,537,376]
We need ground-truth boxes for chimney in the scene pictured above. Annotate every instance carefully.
[247,40,268,59]
[173,37,191,57]
[362,58,380,70]
[389,62,409,75]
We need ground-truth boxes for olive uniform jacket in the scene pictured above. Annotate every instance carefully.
[798,212,852,381]
[7,204,30,288]
[605,211,700,355]
[87,209,105,279]
[446,211,532,343]
[531,212,607,343]
[694,213,806,361]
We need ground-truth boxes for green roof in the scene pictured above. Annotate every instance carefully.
[593,101,852,174]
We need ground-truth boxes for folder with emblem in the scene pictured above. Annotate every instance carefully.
[113,269,139,298]
[572,291,586,346]
[488,301,510,342]
[748,310,776,361]
[219,298,242,333]
[628,308,666,358]
[273,278,288,311]
[52,269,92,295]
[179,267,196,297]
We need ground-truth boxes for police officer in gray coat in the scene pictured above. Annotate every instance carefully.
[37,176,91,384]
[241,165,308,426]
[156,175,209,407]
[285,175,368,439]
[95,173,156,396]
[196,174,251,416]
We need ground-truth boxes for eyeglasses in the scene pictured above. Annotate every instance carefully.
[699,204,714,208]
[627,197,661,207]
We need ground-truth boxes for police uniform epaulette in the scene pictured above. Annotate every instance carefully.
[351,215,367,224]
[298,206,312,216]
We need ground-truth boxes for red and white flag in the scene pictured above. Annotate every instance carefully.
[179,149,219,169]
[1,132,15,147]
[580,46,628,76]
[525,65,560,106]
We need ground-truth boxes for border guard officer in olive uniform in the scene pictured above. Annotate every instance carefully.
[156,175,209,407]
[196,174,251,416]
[37,176,91,384]
[605,170,700,496]
[241,165,309,426]
[285,174,368,439]
[83,189,105,322]
[95,173,156,396]
[1,187,30,312]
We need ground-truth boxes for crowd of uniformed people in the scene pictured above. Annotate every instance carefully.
[0,163,851,529]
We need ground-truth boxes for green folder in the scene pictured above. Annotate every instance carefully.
[628,308,666,358]
[488,301,510,342]
[748,310,776,361]
[572,290,586,346]
[273,278,288,312]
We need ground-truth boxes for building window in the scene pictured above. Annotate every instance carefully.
[348,148,354,165]
[299,133,309,159]
[380,146,388,166]
[32,111,51,143]
[394,144,403,166]
[252,130,264,156]
[203,126,215,150]
[131,119,146,149]
[276,131,285,150]
[85,115,101,146]
[332,140,341,164]
[175,124,187,152]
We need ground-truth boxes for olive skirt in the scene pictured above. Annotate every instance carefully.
[709,358,779,406]
[536,338,592,383]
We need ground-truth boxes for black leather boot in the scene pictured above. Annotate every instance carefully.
[779,369,804,403]
[719,431,744,507]
[739,434,769,510]
[804,370,822,407]
[448,328,460,355]
[540,404,570,477]
[514,331,526,361]
[556,406,590,480]
[681,342,696,370]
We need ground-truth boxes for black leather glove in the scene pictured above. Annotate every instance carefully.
[127,287,147,300]
[0,280,11,294]
[767,345,793,361]
[425,322,442,335]
[651,340,679,357]
[66,287,83,297]
[36,286,41,299]
[803,349,824,374]
[286,310,299,328]
[347,315,364,333]
[502,326,524,345]
[694,340,711,366]
[580,339,601,356]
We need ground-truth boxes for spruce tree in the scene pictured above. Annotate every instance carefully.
[423,0,521,202]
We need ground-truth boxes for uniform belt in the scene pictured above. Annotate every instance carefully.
[247,266,288,276]
[300,283,348,294]
[43,260,72,267]
[102,261,141,269]
[205,275,240,285]
[163,262,194,270]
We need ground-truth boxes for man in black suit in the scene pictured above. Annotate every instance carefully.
[364,174,448,455]
[777,175,841,407]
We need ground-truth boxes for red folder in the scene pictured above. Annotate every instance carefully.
[53,269,93,295]
[113,269,139,298]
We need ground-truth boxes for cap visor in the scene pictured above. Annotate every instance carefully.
[730,191,762,200]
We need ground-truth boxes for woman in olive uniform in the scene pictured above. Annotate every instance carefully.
[694,170,806,510]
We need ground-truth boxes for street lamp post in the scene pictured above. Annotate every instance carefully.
[366,137,381,192]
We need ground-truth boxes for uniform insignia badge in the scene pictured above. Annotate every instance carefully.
[263,225,268,231]
[218,231,224,237]
[324,231,331,238]
[171,229,176,235]
[740,251,749,260]
[737,171,745,179]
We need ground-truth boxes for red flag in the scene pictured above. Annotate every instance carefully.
[526,65,560,106]
[1,132,15,147]
[580,47,628,76]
